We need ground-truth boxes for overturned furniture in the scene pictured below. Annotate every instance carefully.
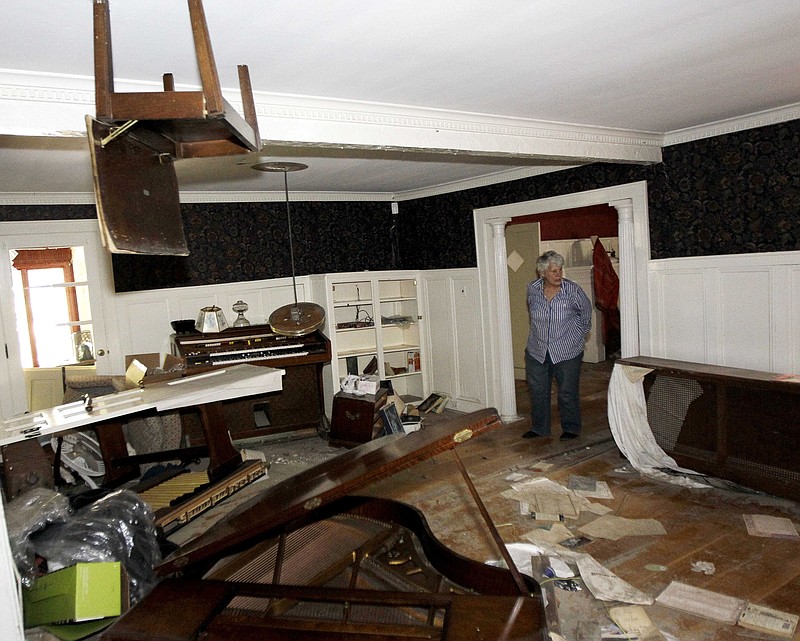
[88,0,261,254]
[0,365,283,531]
[620,356,800,502]
[101,409,548,641]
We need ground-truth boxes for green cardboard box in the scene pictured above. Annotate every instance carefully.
[23,562,122,627]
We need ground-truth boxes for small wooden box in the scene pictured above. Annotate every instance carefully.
[329,388,389,447]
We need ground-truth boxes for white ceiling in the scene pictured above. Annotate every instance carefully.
[1,0,800,201]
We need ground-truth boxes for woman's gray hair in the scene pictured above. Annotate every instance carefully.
[537,250,565,276]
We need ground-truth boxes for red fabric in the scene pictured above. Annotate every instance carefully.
[592,239,620,343]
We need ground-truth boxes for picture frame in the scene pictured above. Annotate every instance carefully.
[378,403,405,435]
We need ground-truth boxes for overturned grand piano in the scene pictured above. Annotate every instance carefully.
[101,408,549,641]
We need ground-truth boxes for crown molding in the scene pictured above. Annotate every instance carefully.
[0,70,662,163]
[392,165,578,201]
[0,192,96,206]
[662,103,800,146]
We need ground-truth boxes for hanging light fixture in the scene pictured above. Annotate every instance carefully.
[252,161,325,337]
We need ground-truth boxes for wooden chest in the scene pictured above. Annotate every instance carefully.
[329,388,389,447]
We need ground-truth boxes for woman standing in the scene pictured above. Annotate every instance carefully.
[522,251,592,440]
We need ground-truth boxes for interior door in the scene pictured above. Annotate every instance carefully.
[0,220,119,418]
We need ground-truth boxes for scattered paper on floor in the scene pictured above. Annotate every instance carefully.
[579,514,666,540]
[576,480,614,500]
[742,514,799,539]
[504,471,529,482]
[609,605,666,641]
[655,580,745,624]
[690,560,715,575]
[568,475,614,500]
[502,477,610,520]
[521,522,575,546]
[575,553,653,605]
[508,540,652,605]
[738,603,799,638]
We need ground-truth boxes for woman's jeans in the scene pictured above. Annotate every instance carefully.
[525,350,583,436]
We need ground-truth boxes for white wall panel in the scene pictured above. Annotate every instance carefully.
[450,275,486,409]
[119,299,172,359]
[654,271,708,362]
[419,275,454,396]
[419,269,486,413]
[718,270,771,370]
[648,251,800,374]
[790,267,800,373]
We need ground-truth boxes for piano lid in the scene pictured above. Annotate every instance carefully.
[158,408,503,577]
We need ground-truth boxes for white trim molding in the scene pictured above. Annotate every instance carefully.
[473,182,651,420]
[663,103,800,147]
[0,70,662,163]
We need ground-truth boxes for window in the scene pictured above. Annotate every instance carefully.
[10,247,94,368]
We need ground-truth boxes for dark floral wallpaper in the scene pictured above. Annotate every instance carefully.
[401,118,800,267]
[109,201,398,292]
[1,118,798,291]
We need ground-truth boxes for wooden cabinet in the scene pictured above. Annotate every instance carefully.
[312,272,426,415]
[329,388,389,447]
[619,356,800,502]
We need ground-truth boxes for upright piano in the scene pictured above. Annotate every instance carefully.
[171,324,331,442]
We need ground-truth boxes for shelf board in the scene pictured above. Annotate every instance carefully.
[381,320,418,328]
[386,371,423,379]
[337,348,378,358]
[383,343,420,354]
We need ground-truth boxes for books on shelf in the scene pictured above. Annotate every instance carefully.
[362,356,378,375]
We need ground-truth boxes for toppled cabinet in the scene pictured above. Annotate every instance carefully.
[620,356,800,501]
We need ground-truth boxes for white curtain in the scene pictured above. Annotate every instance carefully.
[607,364,709,489]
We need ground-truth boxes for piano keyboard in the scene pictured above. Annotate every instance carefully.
[202,344,308,366]
[139,460,266,530]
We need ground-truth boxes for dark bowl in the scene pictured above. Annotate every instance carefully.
[171,319,196,334]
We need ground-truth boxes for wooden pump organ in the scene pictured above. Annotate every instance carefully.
[171,324,331,442]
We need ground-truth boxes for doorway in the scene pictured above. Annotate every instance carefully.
[0,220,119,418]
[473,181,651,420]
[507,204,621,377]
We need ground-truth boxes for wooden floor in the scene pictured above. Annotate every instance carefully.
[364,360,800,640]
[160,359,800,640]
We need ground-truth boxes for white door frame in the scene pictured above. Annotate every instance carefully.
[473,180,651,419]
[0,220,121,418]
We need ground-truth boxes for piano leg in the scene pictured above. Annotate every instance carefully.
[95,421,141,487]
[197,401,244,483]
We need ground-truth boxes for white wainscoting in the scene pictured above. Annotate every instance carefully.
[647,250,800,374]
